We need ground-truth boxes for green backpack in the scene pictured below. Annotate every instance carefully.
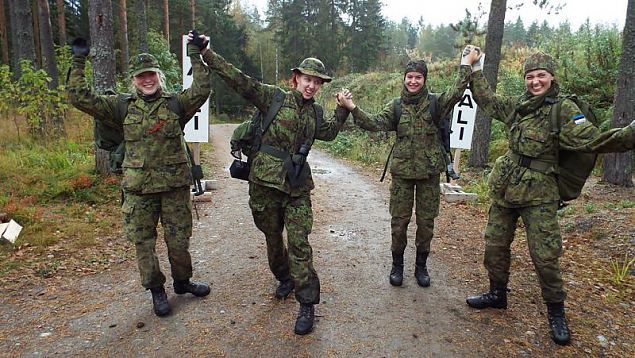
[549,95,601,201]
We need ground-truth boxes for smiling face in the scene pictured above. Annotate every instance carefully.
[294,73,323,99]
[524,69,554,96]
[133,71,160,95]
[404,71,425,93]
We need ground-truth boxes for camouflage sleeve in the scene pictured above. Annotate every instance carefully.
[436,65,472,118]
[66,55,119,126]
[201,49,274,113]
[351,101,397,132]
[469,70,516,125]
[558,99,635,153]
[176,54,213,126]
[315,105,350,141]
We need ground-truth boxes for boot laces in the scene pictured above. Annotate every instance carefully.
[299,304,313,318]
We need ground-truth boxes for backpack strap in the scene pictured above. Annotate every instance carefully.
[380,98,402,182]
[312,103,324,140]
[261,88,286,135]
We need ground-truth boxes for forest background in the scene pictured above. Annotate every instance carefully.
[0,0,633,295]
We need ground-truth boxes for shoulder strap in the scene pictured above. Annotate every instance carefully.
[114,94,133,122]
[167,95,185,119]
[428,93,439,124]
[261,88,286,135]
[392,97,402,123]
[312,103,324,140]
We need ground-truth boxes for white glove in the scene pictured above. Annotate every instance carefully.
[460,46,474,66]
[472,53,485,72]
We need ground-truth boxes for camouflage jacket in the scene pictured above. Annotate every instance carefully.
[470,70,635,207]
[201,49,350,196]
[350,66,472,179]
[67,55,212,194]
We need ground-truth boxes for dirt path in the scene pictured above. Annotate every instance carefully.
[1,124,566,357]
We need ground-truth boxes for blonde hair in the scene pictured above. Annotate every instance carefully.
[129,69,167,94]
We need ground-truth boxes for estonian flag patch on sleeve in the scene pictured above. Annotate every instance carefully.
[572,113,586,124]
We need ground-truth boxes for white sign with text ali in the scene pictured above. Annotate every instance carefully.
[181,35,210,143]
[450,88,477,150]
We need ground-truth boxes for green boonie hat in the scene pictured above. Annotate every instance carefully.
[523,51,556,75]
[129,53,161,77]
[291,57,332,83]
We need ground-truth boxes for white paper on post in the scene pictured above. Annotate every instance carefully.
[181,35,210,143]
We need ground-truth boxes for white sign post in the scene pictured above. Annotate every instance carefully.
[441,88,479,202]
[181,35,210,144]
[450,88,478,150]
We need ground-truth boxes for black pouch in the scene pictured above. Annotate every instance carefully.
[230,159,250,181]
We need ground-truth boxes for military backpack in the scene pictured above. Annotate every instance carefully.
[549,95,601,201]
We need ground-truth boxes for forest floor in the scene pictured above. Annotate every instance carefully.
[0,124,633,357]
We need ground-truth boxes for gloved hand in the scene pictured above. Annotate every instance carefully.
[187,30,209,56]
[71,37,90,57]
[460,45,477,66]
[472,52,485,72]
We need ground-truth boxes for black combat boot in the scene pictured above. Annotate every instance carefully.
[173,280,211,297]
[294,303,315,335]
[275,279,295,299]
[150,286,171,316]
[547,302,571,345]
[466,282,508,309]
[389,252,404,286]
[414,250,430,287]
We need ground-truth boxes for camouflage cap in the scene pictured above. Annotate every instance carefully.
[523,51,556,75]
[291,57,332,82]
[129,53,161,77]
[404,59,428,77]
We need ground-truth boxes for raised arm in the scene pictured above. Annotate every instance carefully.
[337,89,398,132]
[66,38,119,126]
[175,32,214,127]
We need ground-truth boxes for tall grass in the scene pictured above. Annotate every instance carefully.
[0,111,121,255]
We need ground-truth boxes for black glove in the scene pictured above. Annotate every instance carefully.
[188,30,209,51]
[71,37,90,57]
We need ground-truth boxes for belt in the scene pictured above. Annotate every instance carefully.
[508,152,556,174]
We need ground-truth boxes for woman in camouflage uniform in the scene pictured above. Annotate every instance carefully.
[336,47,480,288]
[67,35,213,317]
[463,49,635,345]
[193,33,349,335]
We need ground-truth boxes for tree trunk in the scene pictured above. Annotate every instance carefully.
[468,0,507,169]
[118,0,129,73]
[134,0,148,53]
[56,0,66,45]
[9,0,36,76]
[37,0,58,88]
[37,0,65,138]
[602,0,634,186]
[189,0,195,28]
[88,0,117,175]
[162,0,169,44]
[32,0,41,68]
[0,0,9,65]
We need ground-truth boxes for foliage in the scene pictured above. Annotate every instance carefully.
[147,30,182,92]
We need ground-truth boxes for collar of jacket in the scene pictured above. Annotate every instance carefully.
[291,89,316,108]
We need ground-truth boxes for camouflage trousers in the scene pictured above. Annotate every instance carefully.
[249,183,320,304]
[122,186,193,289]
[389,175,440,255]
[484,201,565,303]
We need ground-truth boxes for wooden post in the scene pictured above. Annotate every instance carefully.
[453,149,462,177]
